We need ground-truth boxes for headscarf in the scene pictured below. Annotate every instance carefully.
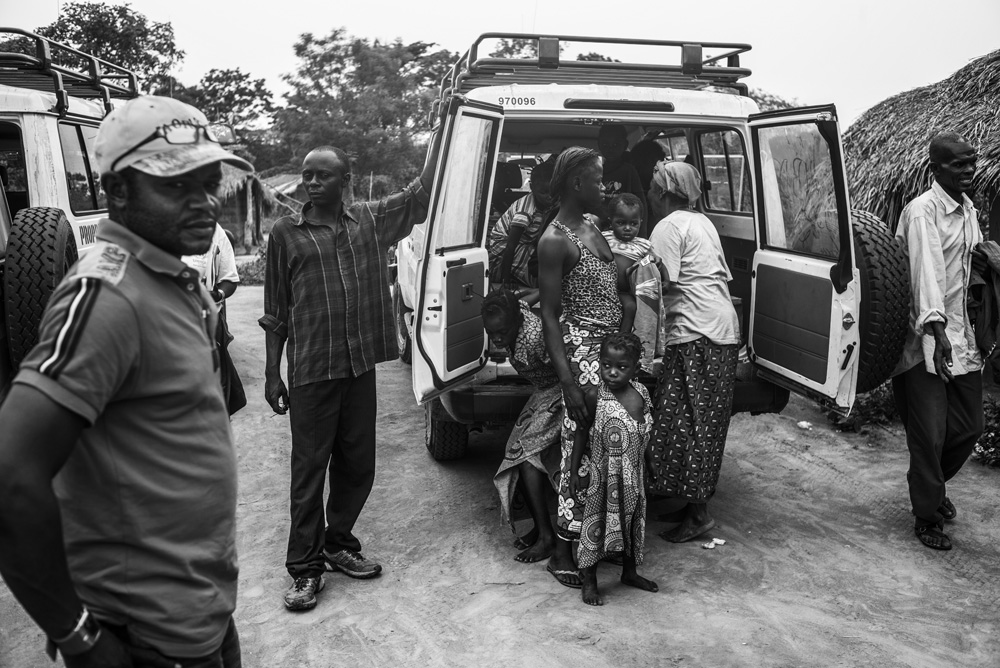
[651,159,702,206]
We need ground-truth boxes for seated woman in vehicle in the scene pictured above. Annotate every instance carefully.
[482,289,563,563]
[646,160,741,544]
[487,159,555,290]
[602,193,669,373]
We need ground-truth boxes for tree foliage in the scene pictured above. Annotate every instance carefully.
[748,87,798,112]
[576,52,620,63]
[266,28,456,184]
[488,38,538,59]
[188,69,274,128]
[21,2,184,92]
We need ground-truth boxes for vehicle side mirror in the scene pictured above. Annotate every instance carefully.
[209,123,238,145]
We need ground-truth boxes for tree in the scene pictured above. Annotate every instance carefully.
[576,52,620,63]
[488,38,538,59]
[189,69,274,128]
[268,29,455,184]
[748,88,798,112]
[15,2,184,92]
[488,38,564,60]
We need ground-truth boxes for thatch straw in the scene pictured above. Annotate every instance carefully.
[844,49,1000,227]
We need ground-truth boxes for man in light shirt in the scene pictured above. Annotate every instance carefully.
[891,132,989,551]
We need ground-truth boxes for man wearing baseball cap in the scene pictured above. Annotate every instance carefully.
[0,96,249,667]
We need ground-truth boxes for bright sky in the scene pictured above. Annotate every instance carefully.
[3,0,998,129]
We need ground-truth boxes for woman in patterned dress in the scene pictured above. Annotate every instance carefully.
[572,333,658,605]
[646,160,741,543]
[536,146,635,588]
[482,289,563,564]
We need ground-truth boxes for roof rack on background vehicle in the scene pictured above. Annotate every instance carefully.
[0,26,139,117]
[432,32,753,121]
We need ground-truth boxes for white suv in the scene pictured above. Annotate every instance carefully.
[0,27,139,392]
[393,34,908,460]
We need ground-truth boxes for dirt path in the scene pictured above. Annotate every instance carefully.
[2,285,999,667]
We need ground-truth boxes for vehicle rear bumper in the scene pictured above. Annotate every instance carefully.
[437,374,789,425]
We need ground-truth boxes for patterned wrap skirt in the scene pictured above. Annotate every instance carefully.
[554,316,617,540]
[648,337,738,501]
[493,384,563,531]
[577,382,651,569]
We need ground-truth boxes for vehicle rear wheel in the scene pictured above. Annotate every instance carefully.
[393,281,412,364]
[425,400,468,461]
[4,207,78,369]
[851,209,910,394]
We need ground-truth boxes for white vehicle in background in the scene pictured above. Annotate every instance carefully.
[393,33,909,460]
[0,27,140,394]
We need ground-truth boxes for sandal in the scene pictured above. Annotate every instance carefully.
[546,563,582,589]
[938,497,957,522]
[915,524,952,551]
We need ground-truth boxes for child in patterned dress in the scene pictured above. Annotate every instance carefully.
[570,332,659,606]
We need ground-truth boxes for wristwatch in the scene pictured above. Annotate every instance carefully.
[45,607,102,660]
[211,288,225,303]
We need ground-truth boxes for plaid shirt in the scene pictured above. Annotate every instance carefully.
[259,180,429,387]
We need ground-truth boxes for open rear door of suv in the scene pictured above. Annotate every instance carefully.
[747,104,859,414]
[412,97,504,403]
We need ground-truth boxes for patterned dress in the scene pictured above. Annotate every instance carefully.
[493,303,562,531]
[578,381,652,568]
[550,221,623,540]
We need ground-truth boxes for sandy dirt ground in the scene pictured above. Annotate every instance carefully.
[3,285,1000,668]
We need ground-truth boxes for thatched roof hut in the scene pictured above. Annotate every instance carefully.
[844,48,1000,233]
[218,164,297,251]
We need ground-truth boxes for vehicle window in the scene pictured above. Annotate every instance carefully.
[0,121,29,218]
[756,123,839,259]
[78,125,107,209]
[699,130,751,213]
[434,114,497,249]
[58,123,103,213]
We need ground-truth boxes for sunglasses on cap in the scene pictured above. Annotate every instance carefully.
[111,123,220,173]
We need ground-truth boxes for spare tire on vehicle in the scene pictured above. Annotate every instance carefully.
[851,209,909,394]
[4,207,78,369]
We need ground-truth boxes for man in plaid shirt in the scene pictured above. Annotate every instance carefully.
[261,129,443,611]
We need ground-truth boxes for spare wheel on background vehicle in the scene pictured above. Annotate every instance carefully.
[851,209,910,394]
[4,207,78,369]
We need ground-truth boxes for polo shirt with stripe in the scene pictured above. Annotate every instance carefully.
[13,220,238,659]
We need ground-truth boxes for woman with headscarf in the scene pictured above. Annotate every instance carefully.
[536,146,635,588]
[646,160,741,543]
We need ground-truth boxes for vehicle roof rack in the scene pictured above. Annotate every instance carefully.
[0,27,139,117]
[436,33,752,116]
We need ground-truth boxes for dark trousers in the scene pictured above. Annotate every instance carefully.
[286,370,377,578]
[892,365,984,527]
[104,617,240,668]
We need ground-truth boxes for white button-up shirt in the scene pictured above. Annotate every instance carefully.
[893,180,983,377]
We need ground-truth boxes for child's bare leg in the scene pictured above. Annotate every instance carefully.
[581,565,603,606]
[514,464,555,563]
[621,553,658,592]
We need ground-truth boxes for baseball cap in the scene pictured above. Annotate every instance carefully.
[95,96,253,176]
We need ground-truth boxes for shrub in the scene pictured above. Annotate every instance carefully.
[239,246,266,286]
[827,381,898,433]
[973,395,1000,467]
